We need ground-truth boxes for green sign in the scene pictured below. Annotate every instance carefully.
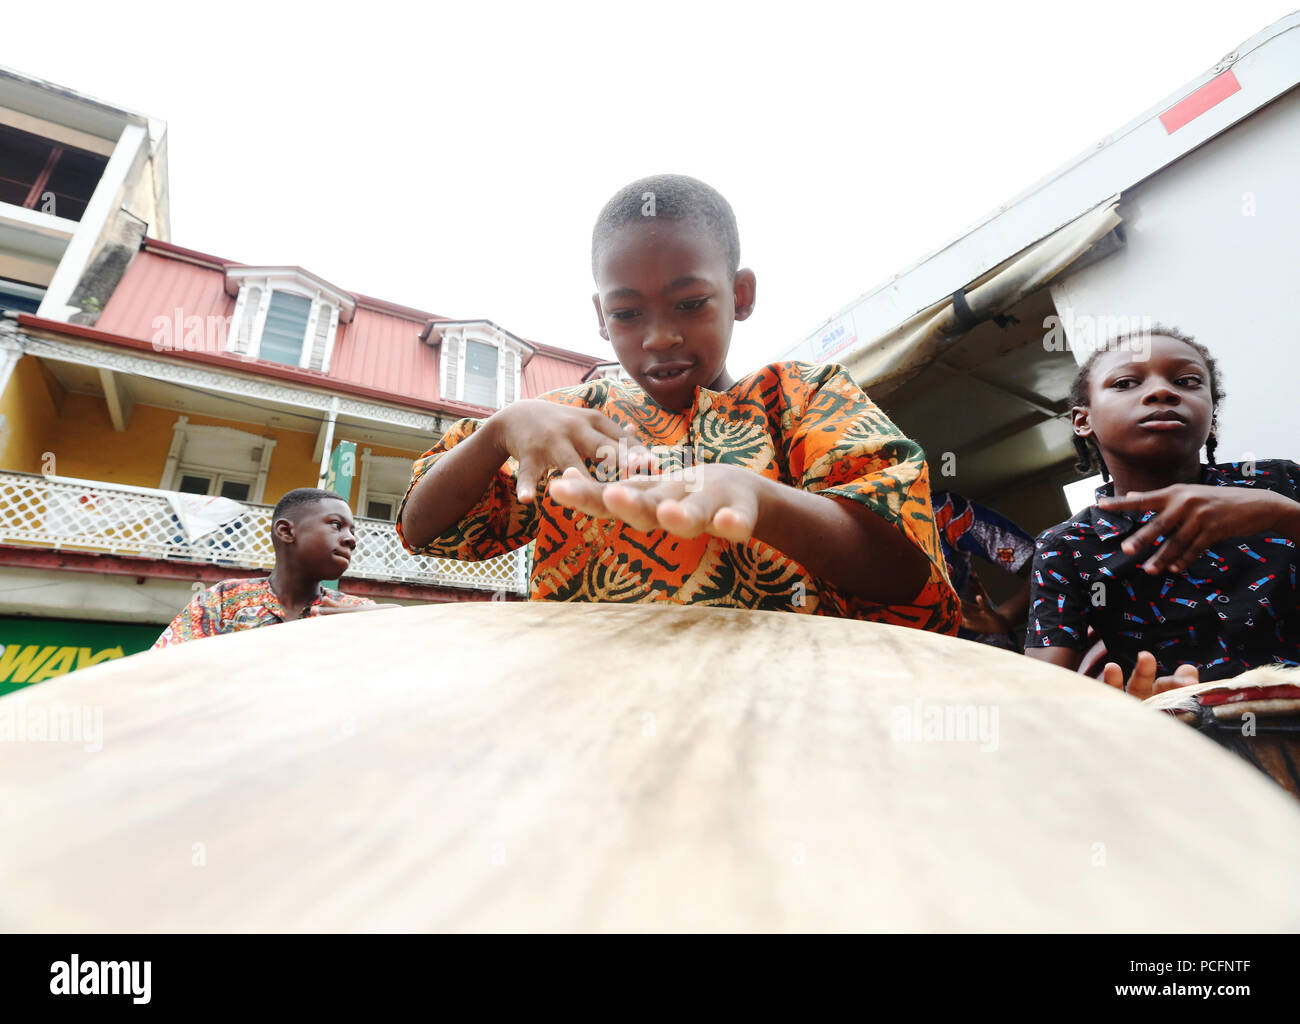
[0,617,161,695]
[321,439,357,591]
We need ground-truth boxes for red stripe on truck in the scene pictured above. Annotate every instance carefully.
[1159,69,1242,134]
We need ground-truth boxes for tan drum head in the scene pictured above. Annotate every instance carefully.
[2,603,1299,932]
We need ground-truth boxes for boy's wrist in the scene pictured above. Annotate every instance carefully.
[748,473,784,543]
[482,407,513,463]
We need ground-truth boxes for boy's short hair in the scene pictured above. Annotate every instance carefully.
[272,487,348,524]
[591,174,741,278]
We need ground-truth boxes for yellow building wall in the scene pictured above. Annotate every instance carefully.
[1,371,422,510]
[0,355,59,474]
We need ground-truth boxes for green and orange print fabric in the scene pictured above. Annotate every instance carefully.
[396,361,959,632]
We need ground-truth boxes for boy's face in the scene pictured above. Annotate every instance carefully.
[592,218,756,411]
[275,497,357,579]
[1073,334,1214,470]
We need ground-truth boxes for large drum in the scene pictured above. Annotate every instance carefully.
[1,602,1299,931]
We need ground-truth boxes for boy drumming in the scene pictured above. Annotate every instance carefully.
[398,175,958,630]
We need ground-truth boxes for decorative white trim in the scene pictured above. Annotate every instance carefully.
[357,447,372,511]
[434,322,531,410]
[159,415,188,490]
[301,296,322,370]
[0,334,23,399]
[17,331,445,434]
[357,449,415,513]
[322,305,341,374]
[225,266,356,312]
[224,267,356,369]
[160,417,276,499]
[456,334,468,401]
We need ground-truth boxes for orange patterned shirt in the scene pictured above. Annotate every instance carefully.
[152,578,374,648]
[397,362,959,632]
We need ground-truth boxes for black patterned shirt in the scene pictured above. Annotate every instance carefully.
[1025,460,1300,681]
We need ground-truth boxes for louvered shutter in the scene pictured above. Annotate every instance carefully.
[443,334,462,400]
[502,348,517,405]
[228,285,261,356]
[307,302,333,372]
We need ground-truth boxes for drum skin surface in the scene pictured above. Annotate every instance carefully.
[2,601,1299,932]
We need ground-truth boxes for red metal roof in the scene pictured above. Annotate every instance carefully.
[330,306,440,400]
[97,251,236,337]
[524,351,599,398]
[91,243,604,409]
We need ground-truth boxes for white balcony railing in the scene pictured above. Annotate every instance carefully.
[0,472,527,593]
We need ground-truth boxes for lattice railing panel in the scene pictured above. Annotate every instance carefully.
[0,473,526,593]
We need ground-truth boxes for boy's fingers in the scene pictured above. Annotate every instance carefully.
[583,429,623,469]
[588,411,634,443]
[1141,518,1201,574]
[1102,662,1125,691]
[603,482,662,532]
[1121,518,1167,557]
[549,470,609,518]
[515,455,543,503]
[1101,488,1169,511]
[1151,665,1198,695]
[1127,650,1158,698]
[656,496,711,538]
[710,505,756,543]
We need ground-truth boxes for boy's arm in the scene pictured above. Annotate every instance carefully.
[1025,646,1081,670]
[398,414,514,551]
[750,477,929,604]
[398,399,635,554]
[553,462,933,605]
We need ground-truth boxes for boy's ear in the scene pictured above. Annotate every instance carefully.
[1070,407,1093,439]
[591,293,609,341]
[272,517,296,545]
[732,269,757,322]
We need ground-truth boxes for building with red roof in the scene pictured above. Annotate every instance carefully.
[0,73,605,690]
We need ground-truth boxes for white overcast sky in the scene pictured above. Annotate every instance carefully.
[11,0,1295,372]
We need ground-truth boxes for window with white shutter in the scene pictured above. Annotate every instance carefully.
[463,340,499,408]
[260,291,312,366]
[502,348,518,405]
[442,333,463,401]
[223,268,355,369]
[428,322,532,409]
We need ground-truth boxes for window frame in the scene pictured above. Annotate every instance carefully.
[437,324,526,410]
[174,466,257,501]
[224,268,355,372]
[257,289,314,368]
[363,492,401,523]
[160,417,277,505]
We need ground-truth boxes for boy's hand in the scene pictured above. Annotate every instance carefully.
[492,400,638,503]
[549,463,764,543]
[960,594,1012,636]
[312,592,400,615]
[1102,649,1198,700]
[1098,484,1300,574]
